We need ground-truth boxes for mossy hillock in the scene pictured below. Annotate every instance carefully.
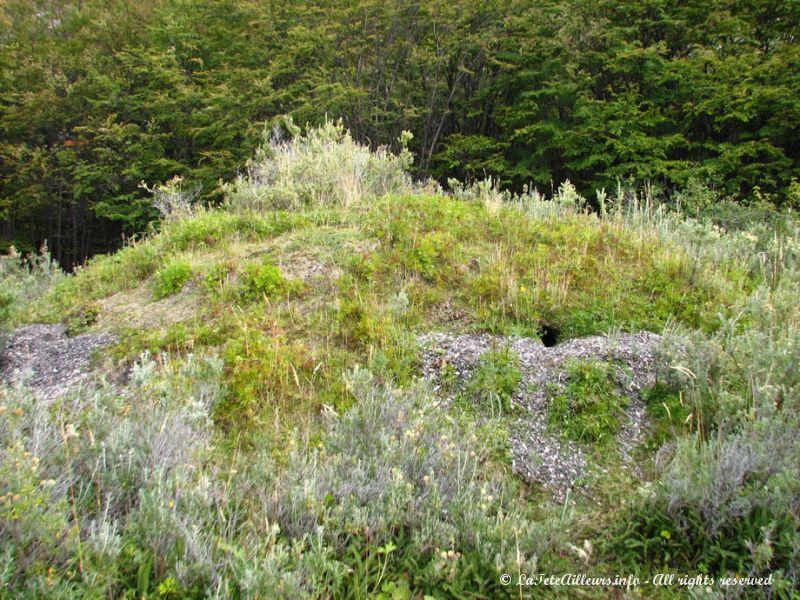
[1,122,797,598]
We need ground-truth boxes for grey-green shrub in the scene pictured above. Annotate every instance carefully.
[224,119,413,212]
[0,351,225,597]
[0,245,62,329]
[267,367,552,574]
[0,352,564,598]
[613,210,800,583]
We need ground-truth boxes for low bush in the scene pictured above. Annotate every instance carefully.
[0,351,226,597]
[0,353,567,598]
[236,260,297,303]
[548,359,629,444]
[264,366,557,598]
[224,119,413,212]
[0,245,62,329]
[463,347,522,416]
[152,259,193,299]
[604,214,800,589]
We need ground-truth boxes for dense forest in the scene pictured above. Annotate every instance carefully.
[2,0,800,268]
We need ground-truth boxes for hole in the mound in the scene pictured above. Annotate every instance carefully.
[539,323,560,347]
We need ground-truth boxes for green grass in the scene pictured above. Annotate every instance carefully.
[548,359,629,445]
[463,347,522,416]
[24,192,748,445]
[358,194,737,340]
[640,382,693,453]
[151,259,193,299]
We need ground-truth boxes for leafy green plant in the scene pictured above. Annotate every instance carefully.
[272,366,550,598]
[152,259,192,299]
[464,347,522,415]
[608,495,797,586]
[236,260,296,303]
[548,359,629,444]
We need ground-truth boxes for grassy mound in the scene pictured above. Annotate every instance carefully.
[2,122,797,598]
[30,191,740,432]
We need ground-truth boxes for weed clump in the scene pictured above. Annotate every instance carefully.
[152,259,192,299]
[0,246,62,329]
[269,366,553,597]
[548,359,629,444]
[236,261,297,303]
[0,352,225,597]
[464,347,521,415]
[604,222,800,589]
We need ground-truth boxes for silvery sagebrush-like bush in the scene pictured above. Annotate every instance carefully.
[223,118,413,212]
[237,366,560,597]
[141,175,202,222]
[0,351,225,596]
[268,367,552,558]
[0,349,558,598]
[0,245,62,330]
[450,177,588,220]
[637,215,800,583]
[658,276,800,519]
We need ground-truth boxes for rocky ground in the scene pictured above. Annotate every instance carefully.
[419,331,663,500]
[0,324,115,398]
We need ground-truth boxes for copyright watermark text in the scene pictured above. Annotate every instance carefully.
[499,572,774,589]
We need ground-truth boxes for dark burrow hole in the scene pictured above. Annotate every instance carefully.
[539,323,561,347]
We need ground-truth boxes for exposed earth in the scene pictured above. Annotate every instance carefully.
[0,324,115,398]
